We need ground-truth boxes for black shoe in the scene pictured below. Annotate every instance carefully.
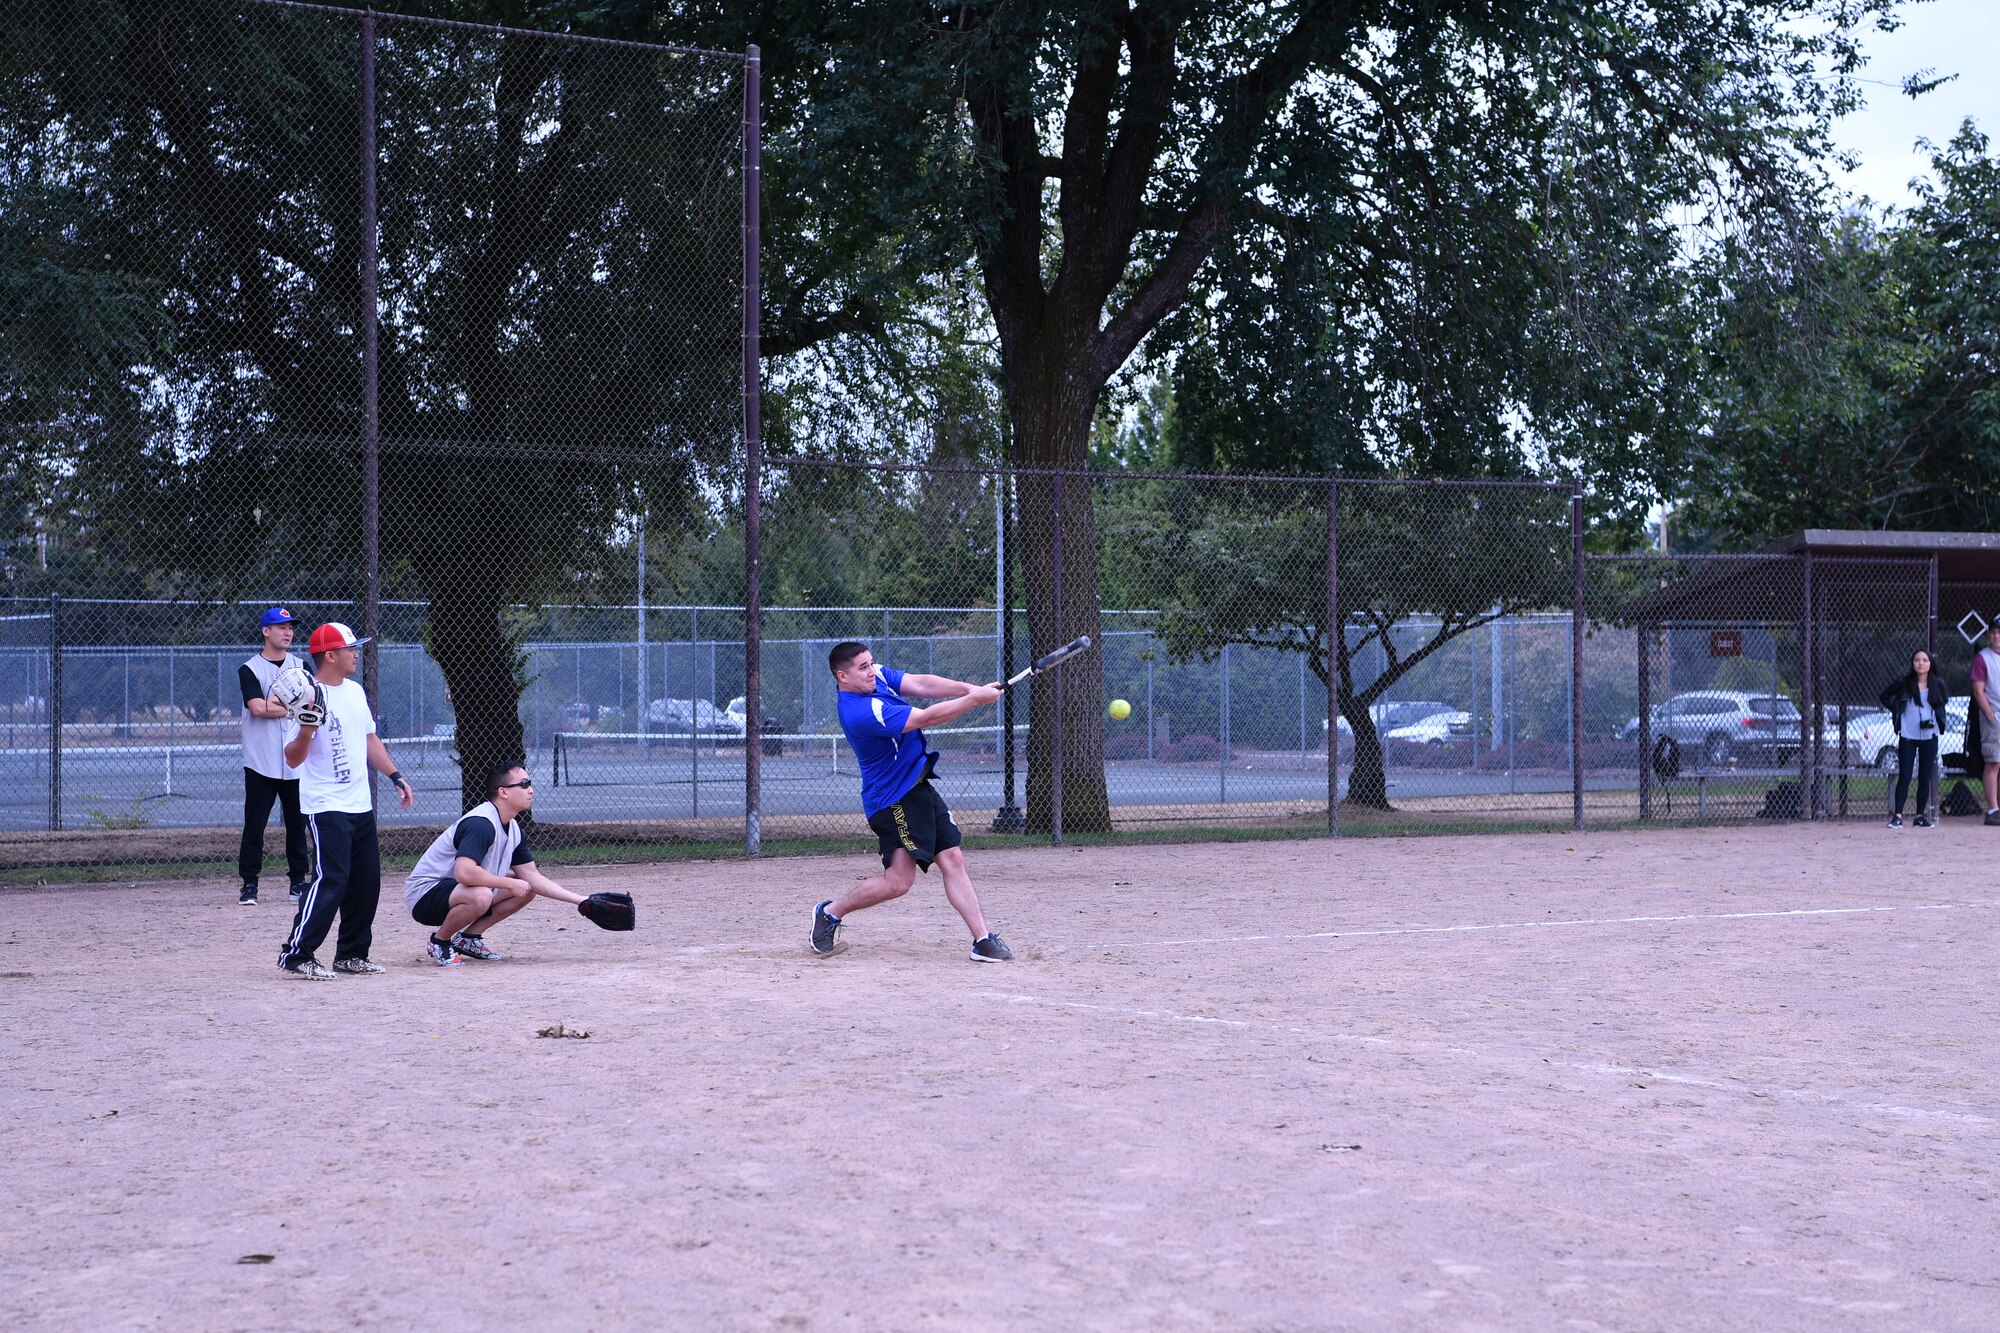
[810,900,843,956]
[288,881,307,901]
[239,882,259,905]
[1888,815,1903,829]
[1914,815,1933,828]
[971,932,1014,962]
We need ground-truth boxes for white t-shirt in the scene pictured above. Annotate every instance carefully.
[404,802,533,910]
[238,652,302,780]
[297,678,378,815]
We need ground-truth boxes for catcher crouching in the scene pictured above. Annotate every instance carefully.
[403,759,634,966]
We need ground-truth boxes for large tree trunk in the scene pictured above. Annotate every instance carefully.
[1008,372,1111,834]
[1340,692,1392,810]
[422,568,528,814]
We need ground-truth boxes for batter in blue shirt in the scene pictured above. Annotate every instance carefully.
[811,640,1014,962]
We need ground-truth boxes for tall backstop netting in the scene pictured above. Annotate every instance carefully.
[0,3,1960,881]
[3,1,751,872]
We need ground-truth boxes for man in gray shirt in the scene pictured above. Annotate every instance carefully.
[237,606,309,905]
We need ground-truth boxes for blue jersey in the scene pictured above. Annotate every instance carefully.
[837,666,936,818]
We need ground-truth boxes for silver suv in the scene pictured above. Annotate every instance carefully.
[1632,691,1802,769]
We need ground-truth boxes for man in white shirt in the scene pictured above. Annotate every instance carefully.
[237,606,310,906]
[403,760,591,966]
[277,621,413,980]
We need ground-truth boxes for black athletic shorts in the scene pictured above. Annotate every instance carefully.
[410,878,458,928]
[867,780,961,871]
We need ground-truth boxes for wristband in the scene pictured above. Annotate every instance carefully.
[388,770,408,787]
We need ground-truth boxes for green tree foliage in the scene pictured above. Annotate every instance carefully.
[4,0,744,805]
[1692,123,2000,540]
[1104,476,1573,806]
[754,0,1891,830]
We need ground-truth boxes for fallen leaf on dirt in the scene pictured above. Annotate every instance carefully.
[537,1022,590,1039]
[237,1254,275,1265]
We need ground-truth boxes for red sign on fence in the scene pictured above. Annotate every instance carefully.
[1710,630,1742,658]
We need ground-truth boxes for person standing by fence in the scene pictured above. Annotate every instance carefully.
[1879,649,1947,829]
[237,606,308,905]
[1972,623,2000,826]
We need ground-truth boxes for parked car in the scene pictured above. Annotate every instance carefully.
[725,695,748,732]
[1625,690,1803,768]
[1323,700,1456,738]
[1384,710,1471,745]
[644,697,745,736]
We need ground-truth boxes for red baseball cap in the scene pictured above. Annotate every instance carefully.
[307,621,372,654]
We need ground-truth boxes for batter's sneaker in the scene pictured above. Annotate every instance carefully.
[970,932,1014,962]
[239,882,258,905]
[283,956,336,981]
[333,957,385,974]
[1888,814,1903,828]
[452,933,504,961]
[1915,815,1933,828]
[810,900,843,956]
[426,936,464,968]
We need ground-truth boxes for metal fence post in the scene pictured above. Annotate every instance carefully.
[1636,622,1652,821]
[1327,478,1340,837]
[1800,551,1814,819]
[741,43,763,856]
[48,592,62,832]
[994,468,1023,831]
[1219,643,1230,805]
[359,14,381,717]
[1571,490,1584,831]
[1050,469,1065,847]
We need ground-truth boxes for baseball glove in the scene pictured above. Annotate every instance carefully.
[268,666,326,725]
[577,892,635,932]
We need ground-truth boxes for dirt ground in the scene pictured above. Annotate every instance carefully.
[3,821,1996,1332]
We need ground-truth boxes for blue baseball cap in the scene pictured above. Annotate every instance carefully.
[259,606,297,628]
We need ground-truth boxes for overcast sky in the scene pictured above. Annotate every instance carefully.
[1829,0,2000,211]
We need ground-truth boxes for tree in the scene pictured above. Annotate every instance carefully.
[760,0,1889,831]
[1105,478,1573,807]
[1692,122,2000,541]
[7,0,745,807]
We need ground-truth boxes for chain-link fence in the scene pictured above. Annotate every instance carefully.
[1582,554,1940,823]
[4,1,753,875]
[4,2,1970,882]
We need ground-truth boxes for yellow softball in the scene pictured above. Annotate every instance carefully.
[1108,698,1132,720]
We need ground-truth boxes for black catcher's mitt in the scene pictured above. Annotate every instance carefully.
[577,892,635,932]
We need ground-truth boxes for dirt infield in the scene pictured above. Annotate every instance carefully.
[3,823,1996,1331]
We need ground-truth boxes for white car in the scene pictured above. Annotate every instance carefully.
[1383,710,1471,745]
[725,695,748,732]
[1323,701,1456,738]
[644,697,745,736]
[1817,708,1895,768]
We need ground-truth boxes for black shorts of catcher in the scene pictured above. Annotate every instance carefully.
[410,878,458,928]
[866,780,962,872]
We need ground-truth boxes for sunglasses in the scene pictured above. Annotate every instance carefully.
[497,778,534,790]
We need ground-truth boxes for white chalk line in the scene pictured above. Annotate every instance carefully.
[973,990,1996,1128]
[1070,900,2000,951]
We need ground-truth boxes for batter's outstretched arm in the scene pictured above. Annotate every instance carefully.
[905,683,1002,732]
[897,672,981,699]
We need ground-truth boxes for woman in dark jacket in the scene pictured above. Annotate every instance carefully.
[1878,649,1949,827]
